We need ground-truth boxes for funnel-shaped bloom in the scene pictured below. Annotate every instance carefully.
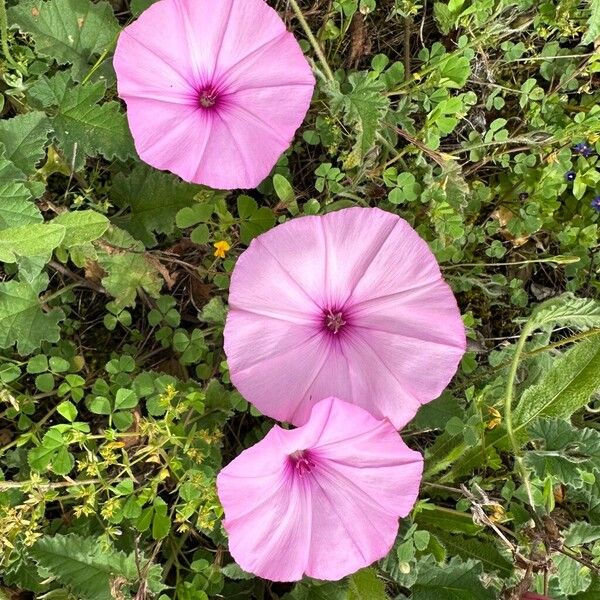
[217,397,423,581]
[224,207,465,429]
[113,0,315,190]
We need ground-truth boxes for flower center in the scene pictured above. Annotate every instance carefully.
[290,450,315,476]
[325,310,346,334]
[198,89,218,109]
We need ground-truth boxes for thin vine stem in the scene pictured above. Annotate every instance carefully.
[287,0,335,82]
[0,0,18,69]
[504,321,536,509]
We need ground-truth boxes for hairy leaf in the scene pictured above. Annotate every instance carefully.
[0,112,51,174]
[326,72,390,168]
[431,531,513,576]
[29,534,138,600]
[411,557,489,600]
[110,164,203,246]
[583,0,600,45]
[0,223,64,262]
[0,273,64,355]
[525,419,600,489]
[0,153,43,229]
[28,72,135,169]
[348,568,389,600]
[52,210,109,247]
[96,227,163,308]
[513,335,600,426]
[527,293,600,332]
[9,0,120,81]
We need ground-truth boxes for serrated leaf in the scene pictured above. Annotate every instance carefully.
[525,419,600,489]
[29,534,138,600]
[528,293,600,332]
[96,227,163,309]
[326,72,389,168]
[0,223,65,262]
[0,112,51,174]
[514,335,600,426]
[348,568,389,600]
[411,557,489,600]
[0,153,43,229]
[28,72,135,169]
[9,0,120,81]
[110,164,205,246]
[0,273,64,355]
[583,0,600,45]
[552,552,590,596]
[52,210,109,247]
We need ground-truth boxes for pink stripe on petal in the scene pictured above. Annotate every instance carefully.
[225,207,466,428]
[114,0,315,189]
[217,398,423,582]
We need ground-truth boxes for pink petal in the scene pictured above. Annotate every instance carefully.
[113,0,315,190]
[225,207,466,428]
[217,398,423,582]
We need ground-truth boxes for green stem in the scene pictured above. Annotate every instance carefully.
[42,282,82,304]
[504,322,536,509]
[287,0,335,82]
[0,0,18,69]
[443,255,579,270]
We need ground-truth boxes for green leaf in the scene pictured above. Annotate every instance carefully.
[29,534,139,600]
[527,293,600,332]
[0,112,52,174]
[514,335,600,426]
[237,196,275,244]
[0,223,65,262]
[326,72,390,169]
[9,0,120,81]
[583,0,600,45]
[431,531,513,576]
[97,227,164,309]
[0,273,64,355]
[52,210,109,247]
[152,498,171,539]
[57,400,77,422]
[28,72,135,169]
[110,165,206,246]
[525,419,600,489]
[0,153,43,230]
[115,388,137,410]
[411,557,489,600]
[348,568,389,600]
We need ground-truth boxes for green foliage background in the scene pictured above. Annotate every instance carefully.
[0,0,600,597]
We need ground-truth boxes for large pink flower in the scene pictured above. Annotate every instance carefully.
[217,397,423,581]
[224,207,466,429]
[113,0,315,190]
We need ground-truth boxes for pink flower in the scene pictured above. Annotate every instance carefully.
[113,0,315,190]
[217,397,423,581]
[521,594,553,600]
[224,207,466,429]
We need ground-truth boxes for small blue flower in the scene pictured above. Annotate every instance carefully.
[565,170,576,182]
[573,142,594,158]
[591,196,600,212]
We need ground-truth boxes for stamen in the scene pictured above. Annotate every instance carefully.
[326,311,346,334]
[290,450,316,476]
[199,90,217,108]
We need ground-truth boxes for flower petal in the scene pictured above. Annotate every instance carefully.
[225,207,465,427]
[217,398,423,582]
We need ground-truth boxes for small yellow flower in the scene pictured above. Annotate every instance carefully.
[486,406,502,430]
[213,240,230,258]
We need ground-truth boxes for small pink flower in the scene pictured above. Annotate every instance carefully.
[217,397,423,581]
[113,0,315,190]
[521,594,553,600]
[224,207,466,429]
